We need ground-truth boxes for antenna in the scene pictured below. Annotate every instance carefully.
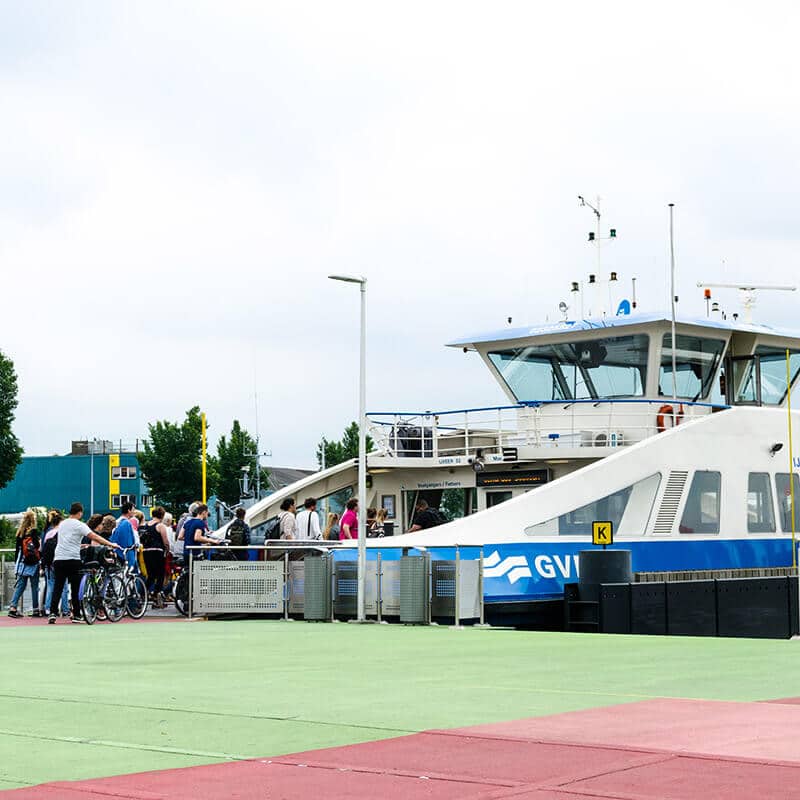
[578,195,618,315]
[696,282,797,324]
[668,204,677,404]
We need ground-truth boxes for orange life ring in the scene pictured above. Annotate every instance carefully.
[656,404,684,433]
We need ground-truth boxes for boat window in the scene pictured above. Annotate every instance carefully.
[525,473,661,536]
[775,473,800,532]
[488,334,648,401]
[755,348,800,405]
[679,471,721,534]
[660,334,725,400]
[747,473,775,533]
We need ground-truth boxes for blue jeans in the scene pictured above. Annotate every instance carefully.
[10,572,40,612]
[44,567,69,615]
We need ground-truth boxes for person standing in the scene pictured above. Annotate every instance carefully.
[407,499,445,532]
[339,498,359,540]
[41,510,69,617]
[323,512,340,542]
[278,498,297,540]
[227,507,251,561]
[7,511,41,618]
[141,507,170,603]
[111,501,138,568]
[49,502,118,624]
[295,498,321,540]
[181,503,220,556]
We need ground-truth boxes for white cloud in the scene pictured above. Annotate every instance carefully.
[2,0,800,465]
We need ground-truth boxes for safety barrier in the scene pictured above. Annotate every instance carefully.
[186,544,486,626]
[1,549,13,610]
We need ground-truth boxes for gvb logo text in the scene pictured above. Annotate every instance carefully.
[484,551,581,583]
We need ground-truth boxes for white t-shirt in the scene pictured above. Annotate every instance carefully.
[54,518,92,561]
[295,509,321,540]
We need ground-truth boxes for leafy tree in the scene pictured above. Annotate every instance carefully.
[0,349,23,490]
[316,421,374,469]
[138,406,218,514]
[216,420,267,505]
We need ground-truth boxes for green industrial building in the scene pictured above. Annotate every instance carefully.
[0,441,152,516]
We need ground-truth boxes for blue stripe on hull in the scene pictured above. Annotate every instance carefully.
[349,539,795,603]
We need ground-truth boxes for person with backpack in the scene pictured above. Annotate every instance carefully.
[7,510,42,618]
[295,498,321,540]
[140,506,170,604]
[41,510,69,617]
[227,507,251,560]
[407,499,447,532]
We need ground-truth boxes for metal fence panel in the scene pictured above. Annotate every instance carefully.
[334,560,378,616]
[380,560,401,616]
[288,562,305,614]
[192,561,284,614]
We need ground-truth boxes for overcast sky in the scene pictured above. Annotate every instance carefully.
[2,1,800,467]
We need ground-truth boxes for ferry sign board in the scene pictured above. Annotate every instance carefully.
[476,469,549,488]
[592,521,613,546]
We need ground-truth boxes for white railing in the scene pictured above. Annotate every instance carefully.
[367,400,725,460]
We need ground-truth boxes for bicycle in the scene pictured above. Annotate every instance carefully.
[115,545,149,619]
[78,548,126,625]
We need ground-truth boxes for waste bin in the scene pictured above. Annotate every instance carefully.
[400,553,429,623]
[304,554,331,621]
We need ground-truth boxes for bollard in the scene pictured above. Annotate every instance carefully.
[284,551,290,620]
[188,549,194,619]
[377,551,383,623]
[451,546,462,628]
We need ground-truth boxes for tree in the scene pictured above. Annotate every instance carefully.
[138,407,218,514]
[0,349,23,490]
[216,420,267,505]
[316,421,374,469]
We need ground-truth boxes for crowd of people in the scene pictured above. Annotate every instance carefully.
[6,495,447,621]
[5,499,220,622]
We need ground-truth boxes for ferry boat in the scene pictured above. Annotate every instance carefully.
[240,293,800,606]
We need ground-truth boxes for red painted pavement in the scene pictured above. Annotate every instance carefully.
[0,614,184,628]
[5,698,800,798]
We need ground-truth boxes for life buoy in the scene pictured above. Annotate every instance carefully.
[656,403,684,433]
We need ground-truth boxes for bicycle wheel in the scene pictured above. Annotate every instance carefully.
[126,576,149,619]
[81,577,99,625]
[174,572,189,617]
[102,573,126,623]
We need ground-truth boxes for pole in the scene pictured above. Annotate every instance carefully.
[90,439,95,516]
[201,412,207,504]
[668,204,678,412]
[357,280,367,621]
[788,350,796,570]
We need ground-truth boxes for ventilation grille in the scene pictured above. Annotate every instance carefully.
[652,470,689,535]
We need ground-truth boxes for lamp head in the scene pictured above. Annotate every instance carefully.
[328,273,366,285]
[770,442,784,456]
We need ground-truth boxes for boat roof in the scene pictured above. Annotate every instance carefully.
[447,311,800,349]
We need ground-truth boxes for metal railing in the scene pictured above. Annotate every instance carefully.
[185,544,487,626]
[0,548,13,610]
[367,399,726,459]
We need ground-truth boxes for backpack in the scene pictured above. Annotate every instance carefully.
[40,532,57,568]
[21,532,40,566]
[228,519,247,547]
[141,522,163,550]
[263,516,282,540]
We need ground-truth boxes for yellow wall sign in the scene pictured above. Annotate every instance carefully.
[592,520,613,546]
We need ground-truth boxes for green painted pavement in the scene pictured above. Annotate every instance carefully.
[1,620,799,790]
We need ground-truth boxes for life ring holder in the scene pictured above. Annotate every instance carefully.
[656,403,684,433]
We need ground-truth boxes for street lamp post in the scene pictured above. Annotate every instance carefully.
[328,273,367,621]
